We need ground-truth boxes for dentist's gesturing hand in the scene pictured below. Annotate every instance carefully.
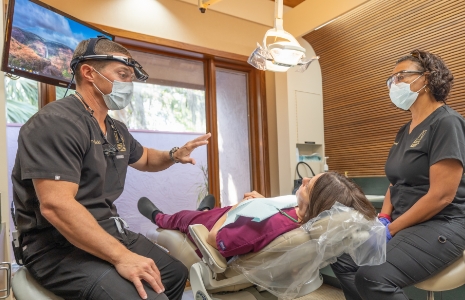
[173,133,211,165]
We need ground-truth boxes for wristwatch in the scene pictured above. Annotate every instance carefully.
[169,147,180,163]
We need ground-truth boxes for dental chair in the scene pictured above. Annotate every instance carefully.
[146,210,373,300]
[414,251,465,300]
[12,266,64,300]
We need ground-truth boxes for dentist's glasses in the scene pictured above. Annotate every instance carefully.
[386,70,423,89]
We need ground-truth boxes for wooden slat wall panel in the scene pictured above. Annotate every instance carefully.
[303,0,465,177]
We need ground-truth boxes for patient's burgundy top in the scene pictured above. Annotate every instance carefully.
[154,205,300,258]
[216,207,300,257]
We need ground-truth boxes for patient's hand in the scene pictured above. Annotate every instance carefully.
[243,191,265,200]
[228,191,266,215]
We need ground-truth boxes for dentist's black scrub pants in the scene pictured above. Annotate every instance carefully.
[22,221,188,300]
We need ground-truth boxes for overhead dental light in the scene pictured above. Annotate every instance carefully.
[248,0,319,72]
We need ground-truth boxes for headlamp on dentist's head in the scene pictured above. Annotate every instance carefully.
[71,55,148,81]
[70,36,149,82]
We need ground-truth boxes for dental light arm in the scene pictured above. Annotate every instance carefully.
[248,0,319,72]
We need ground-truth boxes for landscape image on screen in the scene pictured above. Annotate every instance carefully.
[7,0,111,81]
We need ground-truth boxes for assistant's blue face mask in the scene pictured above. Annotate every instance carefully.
[389,74,426,110]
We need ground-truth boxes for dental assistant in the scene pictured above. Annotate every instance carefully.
[12,37,210,300]
[331,50,465,300]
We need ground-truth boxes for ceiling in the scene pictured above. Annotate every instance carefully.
[273,0,306,8]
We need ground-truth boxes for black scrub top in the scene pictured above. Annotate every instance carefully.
[12,95,144,232]
[385,105,465,220]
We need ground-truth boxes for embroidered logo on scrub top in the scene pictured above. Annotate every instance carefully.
[91,139,101,145]
[411,130,427,148]
[115,133,126,152]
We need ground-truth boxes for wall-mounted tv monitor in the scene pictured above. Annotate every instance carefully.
[1,0,114,88]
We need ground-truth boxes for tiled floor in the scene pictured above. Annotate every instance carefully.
[182,284,345,300]
[182,289,195,300]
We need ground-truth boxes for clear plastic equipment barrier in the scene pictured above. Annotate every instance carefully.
[231,203,386,300]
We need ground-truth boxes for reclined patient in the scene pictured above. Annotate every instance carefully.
[138,171,377,258]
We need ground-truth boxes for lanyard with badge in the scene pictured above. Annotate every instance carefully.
[74,91,124,157]
[74,92,125,186]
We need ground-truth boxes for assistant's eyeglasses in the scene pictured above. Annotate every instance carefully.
[386,70,424,89]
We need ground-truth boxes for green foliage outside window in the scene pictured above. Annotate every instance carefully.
[4,77,205,133]
[5,76,38,123]
[56,86,74,100]
[196,164,209,205]
[110,82,206,133]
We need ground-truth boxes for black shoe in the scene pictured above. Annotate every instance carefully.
[138,197,163,223]
[197,194,216,211]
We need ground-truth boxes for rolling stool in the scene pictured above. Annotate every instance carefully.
[414,251,465,300]
[12,266,63,300]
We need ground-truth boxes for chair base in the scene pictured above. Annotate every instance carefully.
[426,291,439,300]
[190,261,323,300]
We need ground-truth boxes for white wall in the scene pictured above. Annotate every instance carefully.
[40,0,271,57]
[275,38,323,194]
[177,0,288,27]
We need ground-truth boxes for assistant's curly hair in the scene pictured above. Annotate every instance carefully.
[396,49,454,102]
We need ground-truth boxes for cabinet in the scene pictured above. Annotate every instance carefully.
[294,91,325,177]
[296,143,324,176]
[295,91,324,145]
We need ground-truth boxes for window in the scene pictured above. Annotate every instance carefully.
[110,82,205,132]
[109,51,206,133]
[56,86,74,100]
[4,35,268,253]
[216,68,251,206]
[106,50,209,234]
[5,76,39,123]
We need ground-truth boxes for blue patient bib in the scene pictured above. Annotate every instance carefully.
[221,195,297,229]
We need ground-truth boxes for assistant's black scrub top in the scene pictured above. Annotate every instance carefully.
[12,95,144,232]
[385,105,465,220]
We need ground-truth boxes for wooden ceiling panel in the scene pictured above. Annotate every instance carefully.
[271,0,306,8]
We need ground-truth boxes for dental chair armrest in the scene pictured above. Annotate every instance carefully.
[189,224,228,274]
